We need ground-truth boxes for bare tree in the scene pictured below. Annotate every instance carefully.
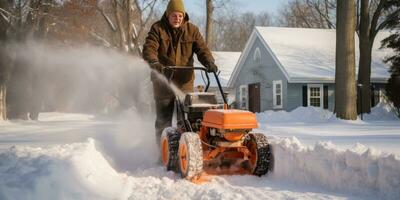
[335,0,357,120]
[356,0,400,114]
[206,0,214,47]
[96,0,163,55]
[213,7,272,51]
[0,1,10,120]
[47,0,102,45]
[0,0,54,120]
[277,0,335,28]
[305,0,336,28]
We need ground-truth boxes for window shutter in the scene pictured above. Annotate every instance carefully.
[323,85,328,109]
[302,85,307,107]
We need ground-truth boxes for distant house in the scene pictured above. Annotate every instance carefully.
[194,51,241,104]
[228,27,392,112]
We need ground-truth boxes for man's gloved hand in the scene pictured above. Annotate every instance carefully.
[150,62,164,73]
[207,62,218,73]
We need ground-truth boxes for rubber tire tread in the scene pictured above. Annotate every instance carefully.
[161,127,180,171]
[179,132,203,179]
[249,133,273,176]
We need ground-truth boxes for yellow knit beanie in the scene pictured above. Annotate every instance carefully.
[166,0,185,17]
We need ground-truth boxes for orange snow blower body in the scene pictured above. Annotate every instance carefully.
[160,67,273,181]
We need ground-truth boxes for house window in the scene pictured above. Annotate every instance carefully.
[307,84,323,108]
[239,85,248,110]
[273,80,283,109]
[253,47,261,64]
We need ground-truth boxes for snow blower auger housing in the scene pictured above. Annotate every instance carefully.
[160,66,273,181]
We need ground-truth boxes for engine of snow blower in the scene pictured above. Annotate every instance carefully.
[160,66,273,181]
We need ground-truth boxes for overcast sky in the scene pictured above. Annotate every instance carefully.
[183,0,290,16]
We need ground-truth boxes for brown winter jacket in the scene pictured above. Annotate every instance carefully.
[143,13,215,98]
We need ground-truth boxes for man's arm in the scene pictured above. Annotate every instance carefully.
[143,24,160,65]
[192,26,216,70]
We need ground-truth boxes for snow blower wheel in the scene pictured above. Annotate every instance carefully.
[160,127,180,171]
[178,132,203,179]
[246,133,273,176]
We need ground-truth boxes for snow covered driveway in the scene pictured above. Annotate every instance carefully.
[257,104,400,156]
[0,108,399,200]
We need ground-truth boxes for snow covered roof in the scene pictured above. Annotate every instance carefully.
[194,51,241,87]
[229,27,393,86]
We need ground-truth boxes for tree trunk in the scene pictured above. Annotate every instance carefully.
[127,0,133,51]
[357,0,372,114]
[358,40,373,114]
[335,0,357,120]
[113,0,127,51]
[7,56,30,120]
[206,0,214,47]
[0,84,6,120]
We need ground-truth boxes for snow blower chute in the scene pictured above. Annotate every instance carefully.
[160,66,273,181]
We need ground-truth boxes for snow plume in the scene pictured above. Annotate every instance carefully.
[93,109,159,173]
[271,137,400,199]
[152,72,186,100]
[4,41,165,171]
[5,41,153,115]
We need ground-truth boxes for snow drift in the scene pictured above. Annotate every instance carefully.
[1,136,400,200]
[271,137,400,200]
[364,102,399,121]
[0,139,132,200]
[257,102,399,124]
[256,106,334,123]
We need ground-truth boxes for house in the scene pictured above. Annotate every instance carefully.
[228,27,392,112]
[194,51,241,104]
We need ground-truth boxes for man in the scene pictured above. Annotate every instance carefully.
[143,0,218,145]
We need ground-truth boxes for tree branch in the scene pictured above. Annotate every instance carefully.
[113,0,127,51]
[370,0,386,37]
[97,5,117,32]
[0,8,12,25]
[90,31,112,47]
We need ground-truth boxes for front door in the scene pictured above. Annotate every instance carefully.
[248,83,260,113]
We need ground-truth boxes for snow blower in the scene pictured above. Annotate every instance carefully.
[160,66,273,181]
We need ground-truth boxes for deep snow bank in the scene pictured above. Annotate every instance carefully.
[2,137,399,200]
[364,102,399,121]
[257,107,333,123]
[271,137,400,199]
[0,139,132,200]
[257,102,399,123]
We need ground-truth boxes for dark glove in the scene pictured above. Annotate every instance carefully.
[150,62,164,72]
[207,62,218,73]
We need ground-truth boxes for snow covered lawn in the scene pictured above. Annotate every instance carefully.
[0,105,399,200]
[257,103,400,156]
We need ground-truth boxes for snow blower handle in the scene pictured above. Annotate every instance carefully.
[163,66,211,91]
[164,66,228,107]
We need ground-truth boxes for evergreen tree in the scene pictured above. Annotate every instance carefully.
[382,29,400,116]
[381,0,400,116]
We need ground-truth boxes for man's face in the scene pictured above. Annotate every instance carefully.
[168,12,184,28]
